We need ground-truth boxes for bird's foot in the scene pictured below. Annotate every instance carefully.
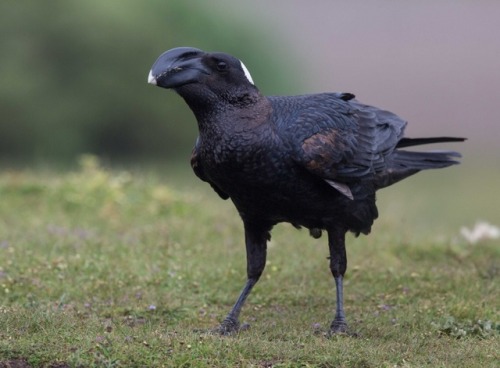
[328,317,349,336]
[213,317,246,336]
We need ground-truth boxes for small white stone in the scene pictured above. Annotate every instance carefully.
[460,221,500,244]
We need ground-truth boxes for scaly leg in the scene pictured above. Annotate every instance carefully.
[217,222,270,335]
[327,226,348,334]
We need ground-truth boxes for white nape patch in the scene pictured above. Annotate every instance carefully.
[147,70,157,85]
[240,60,254,85]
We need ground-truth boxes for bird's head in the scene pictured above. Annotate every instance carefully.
[148,47,255,95]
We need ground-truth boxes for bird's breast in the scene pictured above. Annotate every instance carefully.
[198,123,280,178]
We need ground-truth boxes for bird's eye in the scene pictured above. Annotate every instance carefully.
[216,61,228,71]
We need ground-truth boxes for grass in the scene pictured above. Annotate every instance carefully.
[0,155,498,367]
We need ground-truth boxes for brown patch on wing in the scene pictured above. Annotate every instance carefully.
[301,130,344,175]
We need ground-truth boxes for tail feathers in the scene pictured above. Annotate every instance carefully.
[392,149,462,170]
[397,136,466,148]
[375,149,462,189]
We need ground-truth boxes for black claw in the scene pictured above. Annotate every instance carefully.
[329,319,348,334]
[215,317,240,335]
[327,319,359,338]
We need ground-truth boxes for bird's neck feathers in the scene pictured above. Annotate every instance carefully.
[177,85,271,134]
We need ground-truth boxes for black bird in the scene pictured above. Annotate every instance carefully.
[148,47,465,335]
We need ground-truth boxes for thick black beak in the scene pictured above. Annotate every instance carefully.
[148,47,209,89]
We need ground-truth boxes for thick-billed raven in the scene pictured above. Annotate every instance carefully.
[148,47,465,335]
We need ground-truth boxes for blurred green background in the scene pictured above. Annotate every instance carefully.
[1,0,499,167]
[0,1,300,166]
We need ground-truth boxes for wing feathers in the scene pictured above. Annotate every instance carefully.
[277,93,463,200]
[325,179,354,200]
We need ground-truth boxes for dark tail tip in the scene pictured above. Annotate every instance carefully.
[397,137,467,148]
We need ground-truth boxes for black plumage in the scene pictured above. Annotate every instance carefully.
[148,47,465,335]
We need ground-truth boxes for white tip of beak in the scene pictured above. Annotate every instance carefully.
[148,70,157,85]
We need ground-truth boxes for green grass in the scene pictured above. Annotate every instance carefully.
[0,156,498,367]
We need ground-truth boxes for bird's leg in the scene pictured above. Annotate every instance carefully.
[217,222,269,335]
[327,227,348,334]
[218,278,256,334]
